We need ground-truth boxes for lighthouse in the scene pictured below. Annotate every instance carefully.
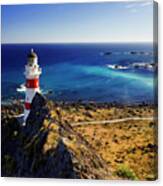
[24,49,42,122]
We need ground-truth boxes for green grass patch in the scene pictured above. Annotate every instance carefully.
[114,164,138,180]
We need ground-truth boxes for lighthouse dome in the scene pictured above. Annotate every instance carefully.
[27,48,38,58]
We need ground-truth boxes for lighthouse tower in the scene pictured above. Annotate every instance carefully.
[24,49,42,122]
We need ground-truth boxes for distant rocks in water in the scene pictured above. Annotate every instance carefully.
[124,51,153,56]
[129,51,153,56]
[103,51,112,56]
[101,51,153,57]
[106,62,156,71]
[42,89,53,96]
[130,51,138,55]
[106,64,128,70]
[132,62,155,70]
[47,89,53,94]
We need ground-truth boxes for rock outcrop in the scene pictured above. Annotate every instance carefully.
[1,93,113,179]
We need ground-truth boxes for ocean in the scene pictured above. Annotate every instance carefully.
[1,43,156,104]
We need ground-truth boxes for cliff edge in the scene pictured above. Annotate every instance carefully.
[1,93,113,179]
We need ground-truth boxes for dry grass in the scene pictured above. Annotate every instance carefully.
[47,103,157,180]
[75,119,157,180]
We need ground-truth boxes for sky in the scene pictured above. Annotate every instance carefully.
[1,1,153,43]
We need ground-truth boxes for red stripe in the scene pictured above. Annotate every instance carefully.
[26,79,39,88]
[25,102,31,110]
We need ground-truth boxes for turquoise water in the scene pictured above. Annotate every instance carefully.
[1,43,156,104]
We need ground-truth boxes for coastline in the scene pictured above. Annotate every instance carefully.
[1,97,157,180]
[1,96,156,107]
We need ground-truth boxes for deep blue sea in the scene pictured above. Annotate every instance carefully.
[1,43,156,104]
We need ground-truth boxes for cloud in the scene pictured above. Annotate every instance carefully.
[140,1,152,7]
[124,1,152,13]
[125,3,137,9]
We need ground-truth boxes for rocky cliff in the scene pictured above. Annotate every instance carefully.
[1,93,113,179]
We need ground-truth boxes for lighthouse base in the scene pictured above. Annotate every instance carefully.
[24,109,30,123]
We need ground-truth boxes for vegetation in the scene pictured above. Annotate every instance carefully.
[1,97,157,180]
[114,164,138,180]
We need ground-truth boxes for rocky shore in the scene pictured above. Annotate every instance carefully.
[1,94,157,180]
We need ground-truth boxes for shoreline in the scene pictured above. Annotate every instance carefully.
[1,97,156,107]
[1,94,157,180]
[1,97,157,125]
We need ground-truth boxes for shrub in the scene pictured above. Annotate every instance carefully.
[115,164,138,180]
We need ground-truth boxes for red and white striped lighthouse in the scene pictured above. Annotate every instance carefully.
[24,49,42,122]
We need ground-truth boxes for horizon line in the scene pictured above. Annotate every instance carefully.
[1,41,153,45]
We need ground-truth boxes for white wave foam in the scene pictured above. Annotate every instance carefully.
[17,84,26,92]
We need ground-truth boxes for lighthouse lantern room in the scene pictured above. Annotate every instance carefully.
[24,49,42,122]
